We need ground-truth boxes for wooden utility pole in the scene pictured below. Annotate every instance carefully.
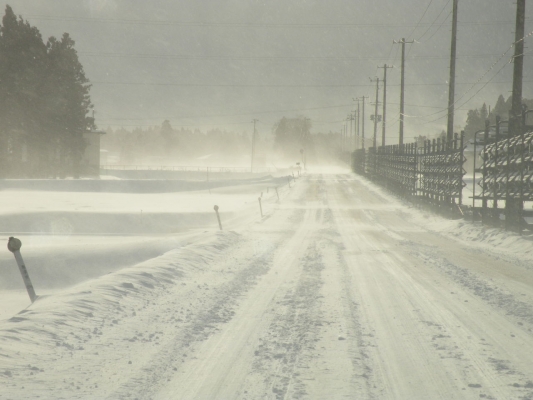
[447,0,459,142]
[251,119,258,173]
[394,38,415,146]
[353,98,360,149]
[511,0,525,131]
[359,96,369,149]
[371,77,380,150]
[378,64,393,147]
[349,113,354,152]
[506,0,526,231]
[354,109,358,150]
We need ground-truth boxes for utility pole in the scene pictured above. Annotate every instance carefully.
[394,38,415,146]
[349,113,355,152]
[353,98,360,149]
[378,64,393,147]
[357,99,360,149]
[511,0,525,132]
[354,109,358,150]
[447,0,459,143]
[359,96,369,149]
[506,0,526,231]
[251,119,258,173]
[302,117,310,169]
[370,77,380,150]
[340,126,343,153]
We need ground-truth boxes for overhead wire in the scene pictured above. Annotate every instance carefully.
[405,28,533,123]
[416,0,452,42]
[25,15,521,28]
[406,0,435,40]
[97,102,357,122]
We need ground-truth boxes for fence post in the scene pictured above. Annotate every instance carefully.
[519,106,526,235]
[7,237,37,303]
[459,131,464,206]
[482,120,489,224]
[505,114,512,230]
[213,205,223,230]
[258,197,263,217]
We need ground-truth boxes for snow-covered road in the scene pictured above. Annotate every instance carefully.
[2,172,533,399]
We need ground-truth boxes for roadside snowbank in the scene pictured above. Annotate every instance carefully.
[351,173,533,262]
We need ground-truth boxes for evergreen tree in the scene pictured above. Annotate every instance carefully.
[480,103,488,121]
[160,119,178,155]
[46,33,94,177]
[464,109,483,140]
[0,5,48,176]
[492,95,508,120]
[0,6,93,177]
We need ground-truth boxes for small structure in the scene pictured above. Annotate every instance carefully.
[81,129,106,177]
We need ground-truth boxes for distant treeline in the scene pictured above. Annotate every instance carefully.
[463,95,533,140]
[103,117,343,167]
[103,121,253,166]
[0,5,93,178]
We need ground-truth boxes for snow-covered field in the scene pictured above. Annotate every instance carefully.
[2,169,533,399]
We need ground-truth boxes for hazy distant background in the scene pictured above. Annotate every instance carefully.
[5,0,533,145]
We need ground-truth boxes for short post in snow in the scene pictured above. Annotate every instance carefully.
[213,205,223,230]
[7,237,37,303]
[288,177,291,188]
[275,187,279,200]
[258,197,263,217]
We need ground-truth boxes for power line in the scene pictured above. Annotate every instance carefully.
[425,58,512,124]
[26,15,522,28]
[97,103,356,121]
[79,52,522,61]
[407,0,435,40]
[90,80,528,88]
[416,0,452,41]
[424,10,452,43]
[407,28,533,122]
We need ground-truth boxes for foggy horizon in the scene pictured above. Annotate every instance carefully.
[5,0,531,142]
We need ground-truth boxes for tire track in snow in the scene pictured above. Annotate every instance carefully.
[245,241,325,399]
[106,232,289,399]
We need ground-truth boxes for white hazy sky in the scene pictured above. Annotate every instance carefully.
[4,0,533,142]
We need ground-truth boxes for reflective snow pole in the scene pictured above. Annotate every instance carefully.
[7,237,37,303]
[258,197,263,217]
[213,205,222,230]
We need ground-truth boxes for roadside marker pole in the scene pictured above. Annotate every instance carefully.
[275,187,279,200]
[7,237,37,303]
[258,197,263,217]
[213,205,223,230]
[288,177,291,188]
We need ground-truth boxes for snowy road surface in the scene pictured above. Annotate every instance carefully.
[2,172,533,399]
